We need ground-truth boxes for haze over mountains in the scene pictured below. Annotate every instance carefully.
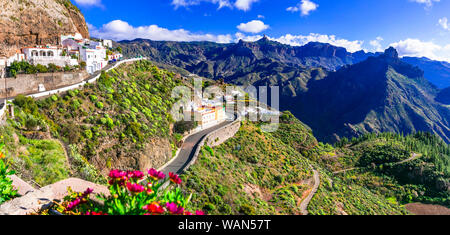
[120,38,450,143]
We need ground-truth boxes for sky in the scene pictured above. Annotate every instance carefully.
[73,0,450,62]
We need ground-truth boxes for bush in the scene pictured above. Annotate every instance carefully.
[0,144,18,205]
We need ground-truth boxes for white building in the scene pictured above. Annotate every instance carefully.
[102,40,113,48]
[80,47,107,74]
[22,46,78,67]
[62,37,108,74]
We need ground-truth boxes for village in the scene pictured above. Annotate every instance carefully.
[0,33,123,79]
[0,32,278,133]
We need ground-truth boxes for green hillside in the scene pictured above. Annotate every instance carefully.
[4,60,187,184]
[181,112,416,215]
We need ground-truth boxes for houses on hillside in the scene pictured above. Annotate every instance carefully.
[0,32,123,76]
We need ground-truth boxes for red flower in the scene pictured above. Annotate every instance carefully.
[148,168,165,181]
[169,172,182,185]
[85,211,108,215]
[126,182,145,193]
[143,202,165,214]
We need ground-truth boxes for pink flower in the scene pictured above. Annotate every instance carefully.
[83,188,94,197]
[108,170,128,185]
[169,172,182,185]
[126,182,145,193]
[166,202,184,215]
[127,170,145,180]
[148,168,165,181]
[195,210,205,215]
[66,198,84,211]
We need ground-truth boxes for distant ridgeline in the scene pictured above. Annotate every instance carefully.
[119,38,450,144]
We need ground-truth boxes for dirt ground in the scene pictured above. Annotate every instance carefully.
[405,203,450,215]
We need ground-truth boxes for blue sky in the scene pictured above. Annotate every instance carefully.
[73,0,450,61]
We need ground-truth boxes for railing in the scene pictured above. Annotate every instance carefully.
[27,58,146,99]
[0,100,6,121]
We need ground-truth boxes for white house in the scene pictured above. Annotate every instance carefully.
[102,40,113,48]
[79,47,107,74]
[22,46,78,67]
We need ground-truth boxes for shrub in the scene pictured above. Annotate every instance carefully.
[95,102,104,109]
[0,143,18,205]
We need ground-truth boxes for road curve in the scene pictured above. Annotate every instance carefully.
[160,120,234,175]
[299,168,320,215]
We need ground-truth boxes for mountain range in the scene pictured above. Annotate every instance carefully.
[119,38,450,143]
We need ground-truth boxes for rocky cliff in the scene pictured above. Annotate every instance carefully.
[0,0,89,57]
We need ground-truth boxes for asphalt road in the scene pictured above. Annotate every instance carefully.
[160,120,234,175]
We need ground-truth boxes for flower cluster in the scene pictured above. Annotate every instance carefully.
[55,168,204,215]
[148,168,166,181]
[142,201,205,215]
[169,172,182,185]
[65,188,93,212]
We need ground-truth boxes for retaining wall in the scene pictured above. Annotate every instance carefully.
[183,115,241,173]
[0,70,89,98]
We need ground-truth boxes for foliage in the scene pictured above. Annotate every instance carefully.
[7,61,80,77]
[40,169,204,215]
[0,143,18,204]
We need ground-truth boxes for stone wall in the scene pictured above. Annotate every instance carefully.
[183,115,241,173]
[0,70,89,98]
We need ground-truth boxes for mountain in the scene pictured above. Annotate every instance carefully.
[292,47,450,143]
[119,37,373,75]
[0,0,89,57]
[402,57,450,89]
[119,37,380,99]
[120,39,450,143]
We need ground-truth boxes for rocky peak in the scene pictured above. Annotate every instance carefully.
[382,47,399,60]
[0,0,90,57]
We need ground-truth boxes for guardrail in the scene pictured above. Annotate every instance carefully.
[0,58,145,124]
[0,100,6,121]
[28,58,146,99]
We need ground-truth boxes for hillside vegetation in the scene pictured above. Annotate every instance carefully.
[181,112,415,215]
[4,60,187,185]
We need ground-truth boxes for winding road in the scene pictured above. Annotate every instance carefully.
[159,120,234,175]
[299,168,320,215]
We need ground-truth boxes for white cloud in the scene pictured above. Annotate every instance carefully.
[237,20,269,33]
[235,33,364,52]
[287,0,319,16]
[74,0,102,7]
[410,0,440,8]
[171,0,257,10]
[390,38,450,62]
[234,0,259,11]
[439,17,449,30]
[369,36,384,52]
[257,15,265,19]
[172,0,232,9]
[89,20,233,43]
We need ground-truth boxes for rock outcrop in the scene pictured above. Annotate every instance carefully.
[0,0,89,57]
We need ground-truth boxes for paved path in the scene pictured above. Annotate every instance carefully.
[160,120,233,175]
[299,167,320,215]
[333,152,422,174]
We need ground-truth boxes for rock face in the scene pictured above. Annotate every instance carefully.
[0,0,89,57]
